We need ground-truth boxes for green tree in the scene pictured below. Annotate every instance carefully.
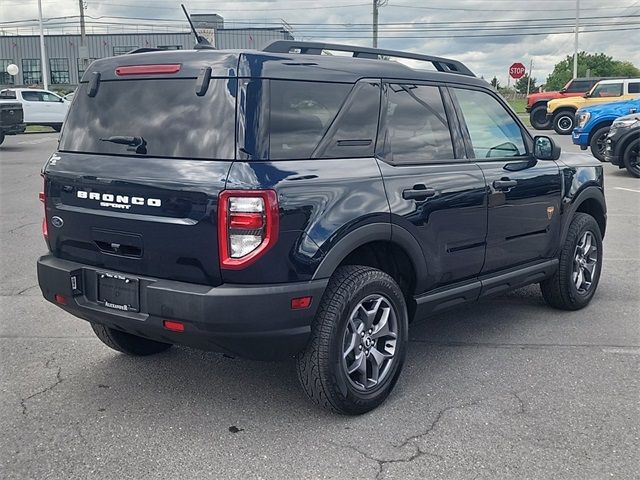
[514,74,537,94]
[545,52,640,90]
[490,76,500,89]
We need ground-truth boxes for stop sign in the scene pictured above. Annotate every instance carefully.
[509,62,526,79]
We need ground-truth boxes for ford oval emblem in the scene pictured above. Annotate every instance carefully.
[51,216,64,228]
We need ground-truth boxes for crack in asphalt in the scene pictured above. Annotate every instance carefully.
[20,356,63,416]
[331,399,482,480]
[6,221,38,234]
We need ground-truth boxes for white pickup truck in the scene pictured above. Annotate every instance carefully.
[0,88,70,131]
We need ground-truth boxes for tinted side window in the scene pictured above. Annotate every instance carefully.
[591,83,623,97]
[316,81,380,159]
[566,80,592,93]
[22,91,42,102]
[453,88,526,159]
[269,80,351,160]
[381,84,454,164]
[628,82,640,94]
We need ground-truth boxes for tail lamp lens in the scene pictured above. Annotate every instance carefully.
[218,190,278,269]
[40,177,48,240]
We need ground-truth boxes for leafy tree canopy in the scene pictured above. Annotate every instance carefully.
[545,52,640,91]
[515,74,537,94]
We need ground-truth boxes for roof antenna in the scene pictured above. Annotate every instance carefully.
[181,3,213,49]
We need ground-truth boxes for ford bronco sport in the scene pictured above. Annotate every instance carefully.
[37,41,607,414]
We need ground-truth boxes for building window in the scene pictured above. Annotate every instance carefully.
[77,58,97,80]
[113,46,138,56]
[22,59,42,85]
[157,45,182,50]
[1,59,15,84]
[50,58,70,84]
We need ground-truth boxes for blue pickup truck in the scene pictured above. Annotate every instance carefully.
[573,97,640,161]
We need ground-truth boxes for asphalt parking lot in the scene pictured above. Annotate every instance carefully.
[1,132,638,479]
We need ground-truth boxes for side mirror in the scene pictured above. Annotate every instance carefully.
[583,92,591,98]
[534,135,561,160]
[559,88,567,93]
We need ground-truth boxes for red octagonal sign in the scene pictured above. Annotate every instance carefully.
[509,62,526,79]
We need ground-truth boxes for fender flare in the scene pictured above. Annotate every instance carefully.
[312,222,429,293]
[561,186,607,243]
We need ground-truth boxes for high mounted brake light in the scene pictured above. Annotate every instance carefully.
[115,64,181,76]
[218,190,279,269]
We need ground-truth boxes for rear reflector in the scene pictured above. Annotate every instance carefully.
[163,320,185,332]
[115,64,181,76]
[54,294,68,305]
[291,296,312,310]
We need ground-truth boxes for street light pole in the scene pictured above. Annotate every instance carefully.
[37,0,49,89]
[573,0,580,79]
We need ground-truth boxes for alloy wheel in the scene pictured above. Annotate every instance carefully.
[572,231,598,294]
[342,294,398,391]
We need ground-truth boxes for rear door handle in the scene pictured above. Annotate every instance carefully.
[402,185,437,200]
[492,179,518,190]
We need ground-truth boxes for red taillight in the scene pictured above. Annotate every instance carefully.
[115,64,181,76]
[163,320,185,332]
[40,177,48,240]
[291,296,312,310]
[218,190,279,270]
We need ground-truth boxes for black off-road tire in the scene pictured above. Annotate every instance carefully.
[296,265,408,415]
[588,126,610,162]
[91,323,172,356]
[553,109,576,135]
[530,104,552,130]
[540,213,602,310]
[622,138,640,178]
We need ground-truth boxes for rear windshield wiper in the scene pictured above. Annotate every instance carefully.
[99,135,147,154]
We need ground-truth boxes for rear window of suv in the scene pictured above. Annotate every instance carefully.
[59,78,236,160]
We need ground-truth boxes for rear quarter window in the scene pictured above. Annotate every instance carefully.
[59,78,237,160]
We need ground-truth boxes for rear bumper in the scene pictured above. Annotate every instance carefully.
[37,255,328,360]
[1,123,26,135]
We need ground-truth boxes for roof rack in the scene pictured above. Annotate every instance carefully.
[263,40,475,77]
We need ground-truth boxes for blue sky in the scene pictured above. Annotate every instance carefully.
[2,0,639,85]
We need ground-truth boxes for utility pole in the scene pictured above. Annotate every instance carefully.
[372,0,379,48]
[526,59,534,96]
[372,0,387,48]
[37,0,48,90]
[78,0,89,75]
[573,0,580,79]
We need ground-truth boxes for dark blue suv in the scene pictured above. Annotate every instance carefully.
[37,41,607,414]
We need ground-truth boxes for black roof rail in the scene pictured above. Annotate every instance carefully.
[263,40,475,77]
[127,48,163,54]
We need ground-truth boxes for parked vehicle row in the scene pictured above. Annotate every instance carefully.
[572,97,640,160]
[526,77,607,129]
[0,88,70,131]
[547,78,640,135]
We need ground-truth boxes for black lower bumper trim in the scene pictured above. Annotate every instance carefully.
[37,255,328,360]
